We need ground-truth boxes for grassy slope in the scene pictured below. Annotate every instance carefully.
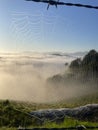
[40,118,98,128]
[1,93,98,111]
[1,118,98,129]
[0,97,98,129]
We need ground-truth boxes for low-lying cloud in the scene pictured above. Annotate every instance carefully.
[0,51,91,103]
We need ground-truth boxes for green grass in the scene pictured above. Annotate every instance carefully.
[1,93,98,111]
[41,118,98,128]
[0,128,16,130]
[0,117,98,129]
[0,98,98,129]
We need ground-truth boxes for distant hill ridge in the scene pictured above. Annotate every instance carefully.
[48,49,98,85]
[70,49,98,73]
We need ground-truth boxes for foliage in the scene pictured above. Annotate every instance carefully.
[70,49,98,78]
[0,100,32,127]
[1,117,98,129]
[70,58,81,72]
[0,100,98,128]
[48,49,98,85]
[42,117,98,128]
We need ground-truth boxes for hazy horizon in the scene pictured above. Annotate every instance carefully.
[1,50,96,103]
[0,51,78,102]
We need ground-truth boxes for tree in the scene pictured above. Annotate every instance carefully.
[69,58,81,73]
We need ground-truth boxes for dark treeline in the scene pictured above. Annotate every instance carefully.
[47,49,98,87]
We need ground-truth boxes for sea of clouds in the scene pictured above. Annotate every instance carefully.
[0,51,85,103]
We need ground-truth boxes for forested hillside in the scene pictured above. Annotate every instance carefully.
[48,49,98,87]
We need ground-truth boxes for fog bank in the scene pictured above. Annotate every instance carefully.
[0,52,89,103]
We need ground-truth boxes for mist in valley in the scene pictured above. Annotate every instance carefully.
[0,51,97,103]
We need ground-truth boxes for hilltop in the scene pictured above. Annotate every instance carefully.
[47,49,98,89]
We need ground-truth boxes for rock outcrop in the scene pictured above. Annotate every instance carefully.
[30,104,98,122]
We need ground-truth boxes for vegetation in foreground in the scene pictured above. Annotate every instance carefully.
[40,118,98,128]
[0,117,98,129]
[0,100,98,129]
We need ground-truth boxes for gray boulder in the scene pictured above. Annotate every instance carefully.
[30,104,98,122]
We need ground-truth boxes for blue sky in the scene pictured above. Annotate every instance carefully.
[0,0,98,52]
